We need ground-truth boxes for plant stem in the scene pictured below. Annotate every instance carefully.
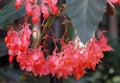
[39,15,56,43]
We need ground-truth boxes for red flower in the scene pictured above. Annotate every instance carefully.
[25,0,33,16]
[14,0,58,24]
[40,3,49,19]
[98,35,113,51]
[32,5,40,24]
[14,0,23,9]
[109,0,120,4]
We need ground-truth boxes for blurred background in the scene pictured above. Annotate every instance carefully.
[0,0,120,83]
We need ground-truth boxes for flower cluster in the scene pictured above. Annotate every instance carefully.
[45,34,113,80]
[109,0,120,4]
[5,24,32,62]
[14,0,58,24]
[5,25,113,80]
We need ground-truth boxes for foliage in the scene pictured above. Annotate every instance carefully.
[0,0,25,29]
[66,0,107,43]
[0,39,8,57]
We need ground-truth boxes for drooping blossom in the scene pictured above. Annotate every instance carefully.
[14,0,58,24]
[5,24,32,62]
[5,24,113,80]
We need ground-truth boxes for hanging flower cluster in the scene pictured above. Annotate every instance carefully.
[109,0,120,4]
[5,24,32,62]
[4,0,113,80]
[5,22,113,80]
[14,0,58,24]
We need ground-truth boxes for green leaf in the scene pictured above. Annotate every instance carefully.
[0,0,25,29]
[0,38,8,57]
[68,22,76,40]
[66,0,107,44]
[0,67,21,81]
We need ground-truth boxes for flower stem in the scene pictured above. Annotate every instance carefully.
[39,15,56,43]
